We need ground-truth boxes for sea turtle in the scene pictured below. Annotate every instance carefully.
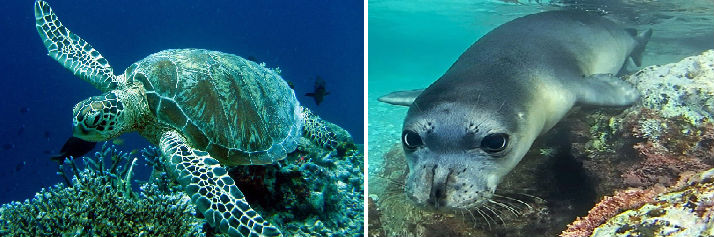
[34,1,350,236]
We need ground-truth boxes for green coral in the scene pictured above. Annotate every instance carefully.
[0,143,204,236]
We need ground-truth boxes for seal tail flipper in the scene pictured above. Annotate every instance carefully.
[378,89,424,106]
[159,130,282,237]
[625,28,653,67]
[34,0,119,91]
[572,74,640,106]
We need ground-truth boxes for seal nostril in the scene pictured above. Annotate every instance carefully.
[434,186,445,199]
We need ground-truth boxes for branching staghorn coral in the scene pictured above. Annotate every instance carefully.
[0,143,205,236]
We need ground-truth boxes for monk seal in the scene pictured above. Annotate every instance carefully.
[378,10,651,209]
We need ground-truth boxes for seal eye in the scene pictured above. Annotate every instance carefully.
[402,130,423,149]
[481,133,508,153]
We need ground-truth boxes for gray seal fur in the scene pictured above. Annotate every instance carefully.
[379,10,651,209]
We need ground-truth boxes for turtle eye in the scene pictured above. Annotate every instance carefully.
[481,133,508,153]
[402,130,423,149]
[84,111,102,128]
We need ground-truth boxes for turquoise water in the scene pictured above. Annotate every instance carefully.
[368,0,549,196]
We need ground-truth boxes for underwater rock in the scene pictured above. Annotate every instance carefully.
[368,196,385,237]
[559,50,714,236]
[562,168,714,237]
[567,50,714,197]
[626,50,714,123]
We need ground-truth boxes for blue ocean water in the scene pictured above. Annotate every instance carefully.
[0,0,363,204]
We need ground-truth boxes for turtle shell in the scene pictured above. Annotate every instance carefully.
[125,49,302,165]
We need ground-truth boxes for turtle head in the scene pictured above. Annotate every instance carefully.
[72,91,128,141]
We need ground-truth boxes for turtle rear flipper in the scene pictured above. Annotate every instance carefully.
[301,107,354,152]
[160,130,281,237]
[34,1,120,92]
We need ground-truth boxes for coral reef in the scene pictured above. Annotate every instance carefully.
[0,143,205,236]
[229,133,364,237]
[0,122,363,236]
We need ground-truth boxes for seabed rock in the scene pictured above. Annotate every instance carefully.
[561,50,714,236]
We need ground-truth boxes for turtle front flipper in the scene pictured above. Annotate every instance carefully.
[34,1,121,92]
[159,130,281,237]
[301,107,354,151]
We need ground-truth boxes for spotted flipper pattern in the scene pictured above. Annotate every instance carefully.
[301,107,342,149]
[159,130,281,237]
[34,1,121,92]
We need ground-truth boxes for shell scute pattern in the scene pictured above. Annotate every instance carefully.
[126,49,301,165]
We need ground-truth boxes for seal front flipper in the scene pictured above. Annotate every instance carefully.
[378,89,424,106]
[625,28,653,67]
[571,74,640,106]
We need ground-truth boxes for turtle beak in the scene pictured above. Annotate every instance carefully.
[72,123,102,142]
[73,125,89,141]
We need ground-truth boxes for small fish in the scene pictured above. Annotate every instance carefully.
[15,161,26,172]
[305,75,330,106]
[44,130,51,141]
[19,107,30,114]
[16,124,26,136]
[286,80,295,89]
[43,149,53,154]
[247,55,259,62]
[50,136,97,162]
[2,143,15,150]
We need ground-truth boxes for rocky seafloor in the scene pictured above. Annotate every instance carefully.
[369,50,714,237]
[0,123,364,236]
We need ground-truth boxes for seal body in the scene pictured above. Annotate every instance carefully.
[379,11,650,209]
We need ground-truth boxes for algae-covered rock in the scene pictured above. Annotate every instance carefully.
[626,50,714,124]
[591,168,714,237]
[568,50,714,196]
[559,49,714,237]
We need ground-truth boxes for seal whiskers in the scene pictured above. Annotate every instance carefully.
[488,199,521,216]
[482,203,506,225]
[492,193,533,209]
